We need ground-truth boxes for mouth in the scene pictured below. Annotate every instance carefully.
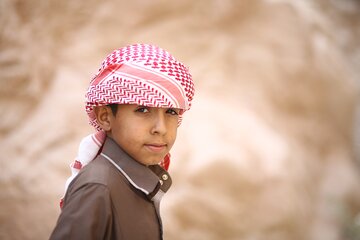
[144,143,167,153]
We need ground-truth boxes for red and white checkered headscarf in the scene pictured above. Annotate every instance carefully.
[61,44,194,208]
[86,43,194,131]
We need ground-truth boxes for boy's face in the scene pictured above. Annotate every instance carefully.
[104,105,179,166]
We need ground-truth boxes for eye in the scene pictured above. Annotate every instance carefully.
[166,108,179,116]
[135,106,150,113]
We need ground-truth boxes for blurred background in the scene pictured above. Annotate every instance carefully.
[1,0,360,239]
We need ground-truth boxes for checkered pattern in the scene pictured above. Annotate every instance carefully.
[86,43,194,130]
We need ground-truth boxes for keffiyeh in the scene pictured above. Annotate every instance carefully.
[86,43,194,130]
[61,44,194,208]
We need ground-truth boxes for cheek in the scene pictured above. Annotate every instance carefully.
[118,127,139,144]
[167,125,178,147]
[112,123,133,145]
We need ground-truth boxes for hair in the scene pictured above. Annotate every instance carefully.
[108,104,118,116]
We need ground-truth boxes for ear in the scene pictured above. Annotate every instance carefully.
[94,106,113,131]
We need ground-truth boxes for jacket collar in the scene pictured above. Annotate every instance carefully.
[100,137,172,201]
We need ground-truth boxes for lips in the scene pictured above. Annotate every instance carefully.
[144,143,167,153]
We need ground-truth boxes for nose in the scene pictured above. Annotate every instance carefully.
[150,111,167,135]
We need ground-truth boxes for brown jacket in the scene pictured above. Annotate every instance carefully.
[50,137,172,240]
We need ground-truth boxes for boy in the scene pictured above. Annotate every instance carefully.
[50,44,195,239]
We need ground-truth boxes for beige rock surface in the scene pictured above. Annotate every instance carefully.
[1,0,360,239]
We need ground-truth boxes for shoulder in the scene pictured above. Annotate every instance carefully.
[53,183,114,239]
[68,155,125,192]
[63,155,125,206]
[68,155,128,196]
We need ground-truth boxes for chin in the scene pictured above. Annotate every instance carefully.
[137,158,161,166]
[149,160,162,166]
[146,158,163,166]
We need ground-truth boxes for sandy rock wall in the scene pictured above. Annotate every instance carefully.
[1,0,360,239]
